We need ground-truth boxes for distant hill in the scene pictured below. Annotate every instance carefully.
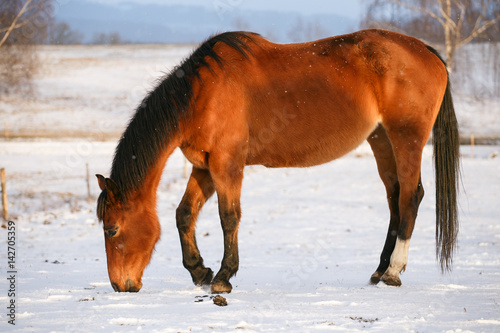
[53,1,359,44]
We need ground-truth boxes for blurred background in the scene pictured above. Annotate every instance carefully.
[0,0,499,140]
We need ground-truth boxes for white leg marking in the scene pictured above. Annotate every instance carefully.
[386,237,410,276]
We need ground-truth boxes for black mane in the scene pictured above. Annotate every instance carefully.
[101,31,257,208]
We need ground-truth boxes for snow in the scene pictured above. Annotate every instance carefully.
[0,44,499,332]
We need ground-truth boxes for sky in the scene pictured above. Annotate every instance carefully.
[82,0,365,20]
[54,0,366,43]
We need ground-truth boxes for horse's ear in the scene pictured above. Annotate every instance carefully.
[96,175,121,204]
[96,174,106,191]
[104,177,120,204]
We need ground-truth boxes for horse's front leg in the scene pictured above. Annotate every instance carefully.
[176,167,215,286]
[208,154,244,294]
[210,194,241,293]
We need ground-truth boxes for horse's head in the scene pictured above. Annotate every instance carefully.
[96,174,160,292]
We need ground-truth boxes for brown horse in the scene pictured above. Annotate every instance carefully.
[96,29,459,293]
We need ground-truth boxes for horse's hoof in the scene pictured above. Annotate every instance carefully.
[370,271,383,285]
[381,274,402,287]
[210,280,232,294]
[193,268,214,287]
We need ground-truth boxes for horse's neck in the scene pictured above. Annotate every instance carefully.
[130,139,180,207]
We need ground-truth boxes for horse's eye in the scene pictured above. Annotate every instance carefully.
[105,227,119,238]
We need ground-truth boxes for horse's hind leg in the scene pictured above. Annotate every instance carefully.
[368,124,425,286]
[377,124,426,286]
[367,125,401,284]
[176,167,215,286]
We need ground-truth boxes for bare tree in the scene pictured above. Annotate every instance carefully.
[363,0,500,71]
[0,0,53,46]
[0,0,54,96]
[0,0,32,48]
[92,32,124,45]
[48,21,83,45]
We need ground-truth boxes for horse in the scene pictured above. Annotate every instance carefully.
[96,29,460,293]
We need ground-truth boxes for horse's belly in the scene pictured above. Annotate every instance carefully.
[246,118,379,168]
[247,140,355,168]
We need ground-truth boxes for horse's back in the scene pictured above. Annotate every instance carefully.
[183,30,448,169]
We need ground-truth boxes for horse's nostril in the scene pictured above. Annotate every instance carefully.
[125,279,140,292]
[111,282,121,292]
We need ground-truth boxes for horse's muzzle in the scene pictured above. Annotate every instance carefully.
[111,279,142,292]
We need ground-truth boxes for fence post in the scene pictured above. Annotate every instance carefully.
[86,163,92,202]
[1,168,8,221]
[470,134,475,158]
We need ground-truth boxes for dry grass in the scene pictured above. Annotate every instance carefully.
[0,45,38,97]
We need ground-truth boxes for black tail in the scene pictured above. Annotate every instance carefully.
[428,46,460,272]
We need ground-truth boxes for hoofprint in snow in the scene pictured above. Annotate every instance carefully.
[0,44,499,332]
[0,140,499,332]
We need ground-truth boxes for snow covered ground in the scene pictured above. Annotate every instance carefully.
[0,44,499,332]
[0,141,499,332]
